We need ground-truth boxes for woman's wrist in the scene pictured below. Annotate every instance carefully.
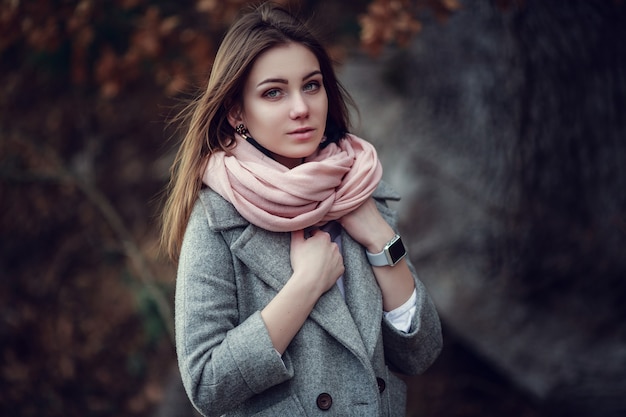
[364,226,396,254]
[290,269,330,299]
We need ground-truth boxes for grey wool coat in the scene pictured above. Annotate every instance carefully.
[175,181,442,417]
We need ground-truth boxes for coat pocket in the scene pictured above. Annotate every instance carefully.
[250,395,307,417]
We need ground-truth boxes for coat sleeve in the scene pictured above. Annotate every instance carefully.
[381,257,443,375]
[175,198,294,417]
[373,185,443,376]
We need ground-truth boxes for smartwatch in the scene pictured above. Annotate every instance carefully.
[366,234,407,267]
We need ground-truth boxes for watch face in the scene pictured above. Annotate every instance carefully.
[388,238,406,263]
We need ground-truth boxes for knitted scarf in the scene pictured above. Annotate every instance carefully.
[202,133,383,232]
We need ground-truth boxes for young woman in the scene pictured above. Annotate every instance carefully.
[161,3,442,416]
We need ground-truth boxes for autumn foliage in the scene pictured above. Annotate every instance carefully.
[359,0,461,55]
[1,0,269,97]
[0,0,463,98]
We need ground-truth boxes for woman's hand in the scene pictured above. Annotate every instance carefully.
[339,198,396,254]
[290,229,344,295]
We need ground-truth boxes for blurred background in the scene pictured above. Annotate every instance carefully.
[1,0,625,416]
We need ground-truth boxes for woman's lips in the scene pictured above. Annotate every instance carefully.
[288,127,315,140]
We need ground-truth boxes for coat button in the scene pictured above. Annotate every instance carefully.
[316,393,333,410]
[377,377,386,393]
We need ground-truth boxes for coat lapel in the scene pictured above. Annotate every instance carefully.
[201,187,292,290]
[229,224,371,362]
[341,230,383,360]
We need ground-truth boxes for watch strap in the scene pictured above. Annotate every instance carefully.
[366,234,406,267]
[366,247,391,266]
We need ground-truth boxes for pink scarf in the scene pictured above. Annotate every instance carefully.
[202,133,383,232]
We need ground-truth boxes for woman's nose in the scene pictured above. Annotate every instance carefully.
[289,93,309,119]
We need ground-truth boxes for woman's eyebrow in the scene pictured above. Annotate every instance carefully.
[257,77,287,87]
[303,70,322,80]
[256,70,322,88]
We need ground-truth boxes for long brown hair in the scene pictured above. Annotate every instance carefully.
[160,2,355,261]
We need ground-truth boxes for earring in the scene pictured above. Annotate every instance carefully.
[235,124,249,138]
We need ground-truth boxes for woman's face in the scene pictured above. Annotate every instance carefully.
[235,42,329,168]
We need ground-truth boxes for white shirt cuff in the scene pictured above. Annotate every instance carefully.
[383,289,417,333]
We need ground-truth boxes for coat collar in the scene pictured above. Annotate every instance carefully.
[198,183,394,361]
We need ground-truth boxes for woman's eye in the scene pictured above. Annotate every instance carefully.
[263,89,281,99]
[303,81,321,92]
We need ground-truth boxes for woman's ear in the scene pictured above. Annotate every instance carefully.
[227,106,244,129]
